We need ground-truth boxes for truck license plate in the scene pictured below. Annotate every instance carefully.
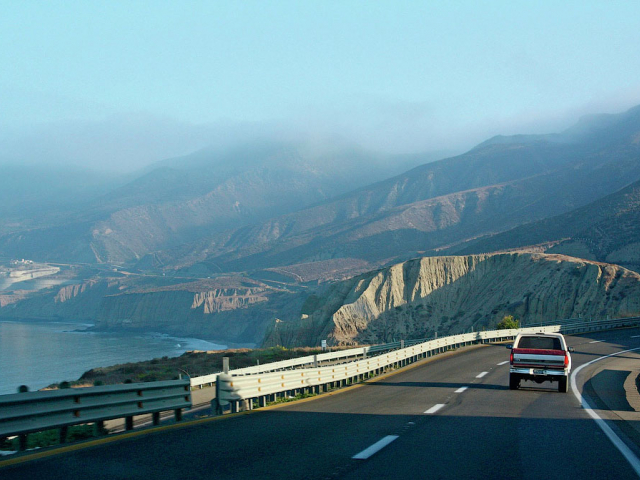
[533,369,545,375]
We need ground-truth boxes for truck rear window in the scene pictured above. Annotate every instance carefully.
[517,336,562,350]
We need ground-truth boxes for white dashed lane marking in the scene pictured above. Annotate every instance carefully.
[476,372,488,378]
[589,340,604,344]
[497,361,509,366]
[454,386,468,393]
[352,435,400,460]
[424,404,446,414]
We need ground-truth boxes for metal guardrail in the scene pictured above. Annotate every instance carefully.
[559,316,640,335]
[215,316,640,411]
[0,379,192,449]
[190,316,640,389]
[190,342,421,388]
[368,341,402,353]
[190,345,372,388]
[216,325,561,411]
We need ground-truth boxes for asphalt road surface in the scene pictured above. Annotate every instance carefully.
[3,328,640,479]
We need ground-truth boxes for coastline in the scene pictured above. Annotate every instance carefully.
[0,317,253,349]
[0,320,238,396]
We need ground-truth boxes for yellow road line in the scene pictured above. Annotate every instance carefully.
[0,412,243,468]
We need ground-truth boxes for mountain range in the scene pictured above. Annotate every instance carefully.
[2,104,640,347]
[147,105,640,281]
[456,177,640,272]
[0,140,437,264]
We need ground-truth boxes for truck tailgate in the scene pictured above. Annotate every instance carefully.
[512,348,566,369]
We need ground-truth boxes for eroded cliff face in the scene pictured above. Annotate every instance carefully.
[94,285,300,345]
[81,279,299,345]
[0,275,302,346]
[191,288,269,313]
[0,279,113,321]
[263,253,640,347]
[54,280,100,303]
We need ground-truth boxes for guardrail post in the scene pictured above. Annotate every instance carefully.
[223,357,230,374]
[152,412,160,426]
[125,416,134,431]
[96,420,105,435]
[175,408,183,421]
[59,426,67,444]
[313,355,319,368]
[19,434,27,451]
[215,378,222,415]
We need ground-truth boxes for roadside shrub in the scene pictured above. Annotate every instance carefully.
[66,425,95,442]
[0,437,13,450]
[496,315,520,330]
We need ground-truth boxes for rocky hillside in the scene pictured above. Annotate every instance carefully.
[0,277,115,320]
[0,274,303,346]
[263,253,640,347]
[93,277,304,345]
[4,252,639,349]
[456,179,640,273]
[159,105,640,280]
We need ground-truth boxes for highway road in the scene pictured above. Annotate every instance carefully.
[2,328,640,479]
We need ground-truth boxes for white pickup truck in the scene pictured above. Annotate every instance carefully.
[507,332,574,392]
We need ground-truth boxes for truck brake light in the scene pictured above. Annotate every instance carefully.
[564,353,569,367]
[510,350,514,365]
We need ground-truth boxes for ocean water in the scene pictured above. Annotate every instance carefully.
[0,320,227,396]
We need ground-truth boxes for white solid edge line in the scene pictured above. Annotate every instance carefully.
[476,371,488,378]
[424,404,446,414]
[352,435,400,460]
[589,340,604,344]
[497,360,509,366]
[455,386,468,393]
[631,335,640,338]
[571,346,640,477]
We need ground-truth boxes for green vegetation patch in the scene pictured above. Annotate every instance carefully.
[496,315,520,330]
[265,391,318,406]
[1,424,97,452]
[47,346,335,388]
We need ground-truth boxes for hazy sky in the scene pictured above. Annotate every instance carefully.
[2,1,640,171]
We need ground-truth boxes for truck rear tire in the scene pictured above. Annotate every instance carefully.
[509,373,520,390]
[558,377,568,393]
